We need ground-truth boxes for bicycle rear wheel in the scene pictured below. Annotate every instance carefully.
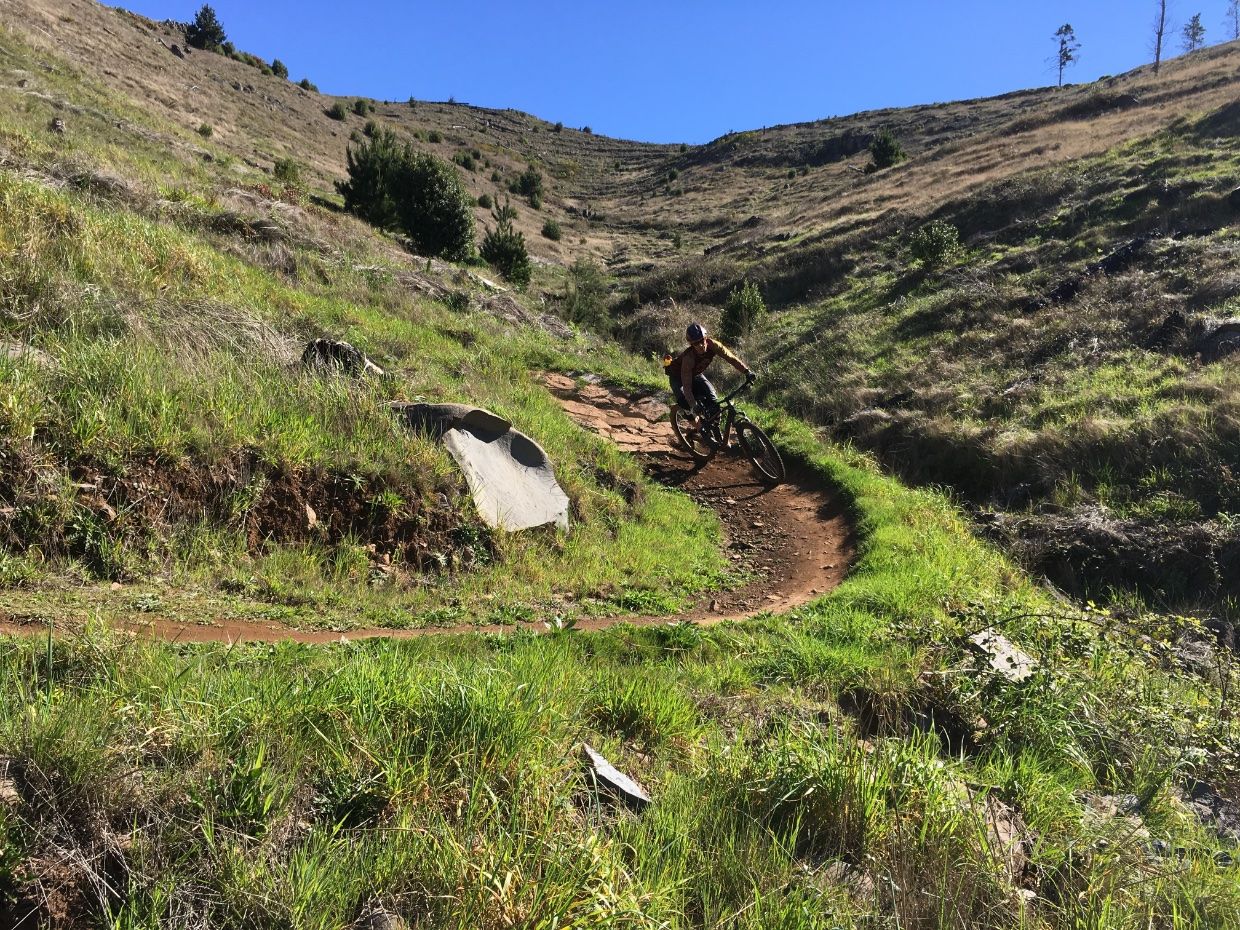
[671,406,716,463]
[736,420,786,484]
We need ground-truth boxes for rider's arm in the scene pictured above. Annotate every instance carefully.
[680,353,698,411]
[716,341,752,375]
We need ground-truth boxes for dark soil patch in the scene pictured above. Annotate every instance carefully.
[0,441,472,579]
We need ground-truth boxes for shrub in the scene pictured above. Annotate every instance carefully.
[298,77,317,92]
[271,58,288,79]
[407,96,417,108]
[336,128,475,261]
[362,120,379,138]
[427,130,442,144]
[197,123,213,138]
[453,151,475,171]
[720,280,765,344]
[490,169,502,183]
[326,102,347,121]
[186,4,226,51]
[480,199,531,286]
[679,142,688,153]
[477,193,492,209]
[667,168,679,181]
[562,258,608,330]
[908,220,961,269]
[352,99,373,117]
[541,218,562,241]
[553,121,563,132]
[273,157,302,186]
[581,125,593,134]
[510,165,543,207]
[868,129,906,171]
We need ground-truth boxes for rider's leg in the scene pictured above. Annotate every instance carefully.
[669,374,692,416]
[692,374,719,415]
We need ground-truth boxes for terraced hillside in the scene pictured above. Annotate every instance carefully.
[0,2,1238,928]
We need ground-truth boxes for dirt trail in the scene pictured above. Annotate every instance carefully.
[0,378,852,643]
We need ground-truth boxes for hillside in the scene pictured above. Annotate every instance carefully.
[1,2,1239,928]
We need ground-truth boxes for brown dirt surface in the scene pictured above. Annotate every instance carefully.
[542,373,853,624]
[0,377,853,644]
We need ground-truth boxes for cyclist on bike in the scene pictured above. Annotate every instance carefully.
[664,322,754,428]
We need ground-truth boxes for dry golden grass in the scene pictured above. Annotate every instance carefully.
[12,0,1237,282]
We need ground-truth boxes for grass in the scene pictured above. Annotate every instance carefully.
[0,15,1238,927]
[0,424,1235,928]
[0,136,729,626]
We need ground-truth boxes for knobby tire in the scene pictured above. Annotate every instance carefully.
[736,420,786,484]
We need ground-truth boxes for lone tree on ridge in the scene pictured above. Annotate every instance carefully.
[1151,0,1169,74]
[186,4,226,51]
[1054,23,1080,87]
[1228,1,1239,41]
[1182,12,1206,51]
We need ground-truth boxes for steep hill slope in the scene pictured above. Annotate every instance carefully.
[1,4,1239,929]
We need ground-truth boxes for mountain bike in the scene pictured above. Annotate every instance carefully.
[670,376,786,484]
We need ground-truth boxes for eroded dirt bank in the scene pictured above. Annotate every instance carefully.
[0,377,853,642]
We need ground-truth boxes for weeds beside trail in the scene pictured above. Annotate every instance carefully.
[1,427,1236,929]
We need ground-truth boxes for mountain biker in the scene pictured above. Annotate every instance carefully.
[664,322,753,429]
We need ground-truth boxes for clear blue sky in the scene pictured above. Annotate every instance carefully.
[121,0,1238,143]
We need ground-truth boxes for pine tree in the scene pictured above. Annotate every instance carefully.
[1229,0,1240,41]
[1182,13,1206,51]
[1054,24,1080,87]
[480,199,532,287]
[185,4,226,51]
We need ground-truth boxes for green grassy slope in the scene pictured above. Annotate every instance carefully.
[0,3,1237,928]
[0,26,727,626]
[1,430,1236,928]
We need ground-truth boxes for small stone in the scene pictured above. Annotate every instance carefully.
[111,581,123,591]
[751,520,764,528]
[305,502,318,529]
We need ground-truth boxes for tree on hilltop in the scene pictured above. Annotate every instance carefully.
[1228,1,1239,41]
[1054,23,1080,87]
[1182,13,1206,51]
[1151,0,1169,74]
[186,4,226,51]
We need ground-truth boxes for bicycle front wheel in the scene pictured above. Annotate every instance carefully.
[736,420,786,484]
[671,406,715,464]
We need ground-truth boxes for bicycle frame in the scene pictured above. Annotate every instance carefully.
[701,378,755,448]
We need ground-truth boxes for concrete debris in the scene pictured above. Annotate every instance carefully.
[1179,780,1240,844]
[1196,318,1240,363]
[967,629,1037,683]
[393,403,569,532]
[301,338,385,377]
[581,743,650,811]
